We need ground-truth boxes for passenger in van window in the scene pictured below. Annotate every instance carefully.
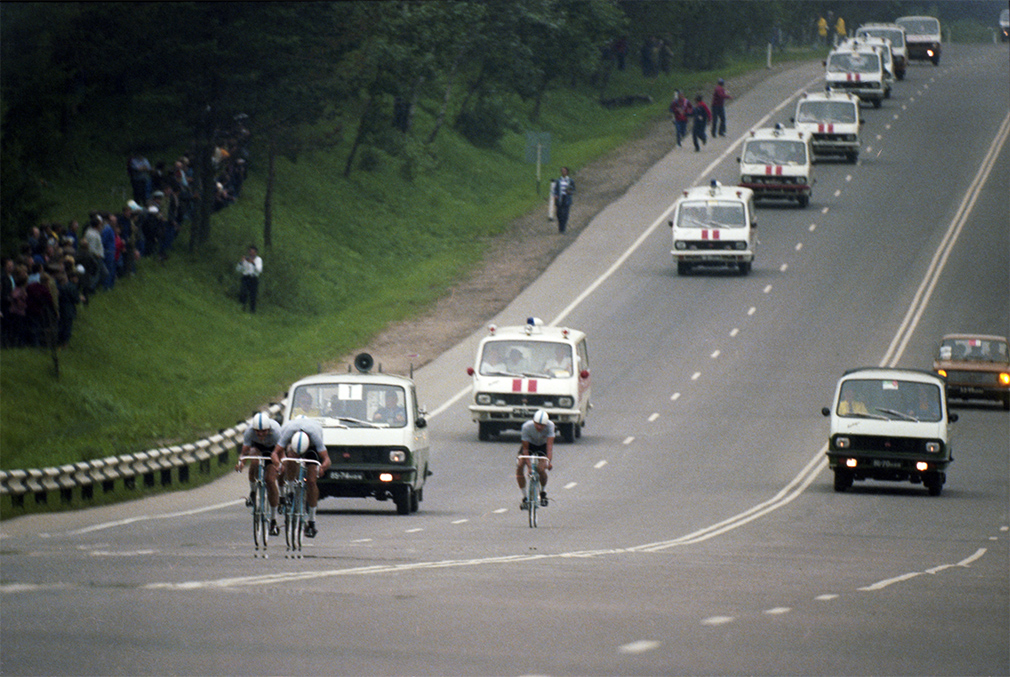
[373,390,406,426]
[292,389,320,417]
[837,384,869,416]
[480,345,506,374]
[543,344,573,374]
[506,348,526,373]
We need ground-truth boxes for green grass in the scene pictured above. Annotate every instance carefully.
[1,51,820,481]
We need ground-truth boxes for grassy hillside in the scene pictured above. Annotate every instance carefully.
[1,52,816,474]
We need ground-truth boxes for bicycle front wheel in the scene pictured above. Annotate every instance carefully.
[254,483,269,551]
[528,476,538,528]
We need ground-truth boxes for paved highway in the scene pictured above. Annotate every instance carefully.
[2,44,1007,676]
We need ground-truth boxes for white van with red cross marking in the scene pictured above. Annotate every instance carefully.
[670,181,757,276]
[467,318,591,443]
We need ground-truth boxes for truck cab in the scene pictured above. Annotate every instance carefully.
[896,15,942,65]
[670,181,756,275]
[738,125,814,208]
[281,353,431,515]
[467,318,591,443]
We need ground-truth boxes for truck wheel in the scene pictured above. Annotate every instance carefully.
[410,486,420,512]
[798,194,810,208]
[560,422,576,443]
[833,469,853,492]
[395,486,413,514]
[924,472,944,496]
[847,152,859,164]
[677,261,691,276]
[872,98,882,109]
[478,422,494,441]
[739,261,751,276]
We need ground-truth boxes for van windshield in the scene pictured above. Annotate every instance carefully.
[676,200,747,229]
[836,379,942,422]
[479,340,574,378]
[743,140,807,165]
[896,17,940,36]
[292,383,407,428]
[796,101,857,124]
[858,28,904,48]
[827,52,881,74]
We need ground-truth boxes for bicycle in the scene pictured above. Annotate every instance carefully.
[239,455,273,555]
[517,455,549,528]
[280,456,322,557]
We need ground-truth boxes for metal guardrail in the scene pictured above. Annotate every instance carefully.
[0,404,283,508]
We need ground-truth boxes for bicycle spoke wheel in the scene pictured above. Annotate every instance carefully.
[528,476,538,528]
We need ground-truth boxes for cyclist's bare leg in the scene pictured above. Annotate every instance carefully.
[516,454,531,490]
[306,466,319,509]
[536,458,548,488]
[265,461,280,508]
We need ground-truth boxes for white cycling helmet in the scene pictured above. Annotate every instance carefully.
[289,431,311,455]
[251,412,272,431]
[533,409,550,425]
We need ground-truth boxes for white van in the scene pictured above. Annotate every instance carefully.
[822,368,957,496]
[825,41,887,108]
[856,23,908,79]
[670,181,756,275]
[895,15,941,65]
[844,36,895,97]
[467,318,591,443]
[792,90,861,163]
[738,125,814,208]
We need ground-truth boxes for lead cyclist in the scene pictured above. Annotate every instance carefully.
[516,409,554,509]
[271,416,332,538]
[235,412,283,535]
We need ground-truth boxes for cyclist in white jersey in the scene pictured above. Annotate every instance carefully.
[516,409,554,509]
[235,412,283,534]
[272,416,331,538]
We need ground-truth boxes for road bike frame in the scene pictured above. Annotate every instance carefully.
[281,456,321,557]
[518,455,547,528]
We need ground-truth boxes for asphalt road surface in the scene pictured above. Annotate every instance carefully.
[2,44,1008,677]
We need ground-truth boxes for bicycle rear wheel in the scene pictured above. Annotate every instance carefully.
[254,482,269,551]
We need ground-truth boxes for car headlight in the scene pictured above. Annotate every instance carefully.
[999,372,1010,386]
[675,241,687,250]
[476,393,491,405]
[924,441,941,454]
[734,241,747,250]
[389,450,407,463]
[835,436,851,449]
[558,397,574,408]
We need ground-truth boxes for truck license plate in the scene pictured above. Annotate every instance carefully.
[871,459,901,469]
[329,470,363,480]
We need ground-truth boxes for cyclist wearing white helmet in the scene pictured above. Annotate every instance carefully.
[516,409,554,509]
[272,416,331,538]
[235,412,283,532]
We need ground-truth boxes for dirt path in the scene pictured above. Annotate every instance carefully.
[331,61,805,375]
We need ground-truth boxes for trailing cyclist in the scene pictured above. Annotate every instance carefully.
[271,416,332,538]
[235,412,282,536]
[516,409,554,510]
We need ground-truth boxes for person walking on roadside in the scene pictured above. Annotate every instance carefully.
[552,167,575,234]
[236,244,262,313]
[670,90,692,148]
[691,94,711,152]
[711,78,732,138]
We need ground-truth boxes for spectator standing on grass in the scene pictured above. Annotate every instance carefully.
[55,266,79,346]
[236,245,262,313]
[24,263,55,347]
[691,94,711,152]
[141,205,162,258]
[101,214,117,289]
[1,257,15,347]
[711,78,732,138]
[128,152,152,205]
[76,241,102,302]
[8,266,29,346]
[159,184,181,260]
[83,216,104,261]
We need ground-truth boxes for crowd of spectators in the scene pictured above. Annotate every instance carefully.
[1,122,250,350]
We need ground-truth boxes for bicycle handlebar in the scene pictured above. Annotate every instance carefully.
[239,455,272,464]
[281,457,323,466]
[516,455,550,461]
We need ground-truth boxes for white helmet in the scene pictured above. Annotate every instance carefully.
[251,412,272,431]
[289,431,311,455]
[533,409,550,425]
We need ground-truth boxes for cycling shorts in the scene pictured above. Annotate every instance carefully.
[289,448,321,461]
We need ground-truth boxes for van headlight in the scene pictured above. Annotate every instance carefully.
[734,241,747,250]
[558,397,574,408]
[924,441,941,454]
[674,241,687,250]
[389,450,407,463]
[476,393,491,405]
[835,436,851,449]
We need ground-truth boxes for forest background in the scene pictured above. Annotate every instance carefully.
[1,1,1002,495]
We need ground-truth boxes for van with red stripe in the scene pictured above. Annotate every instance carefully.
[670,181,757,276]
[824,41,886,108]
[467,318,591,443]
[738,125,814,208]
[792,90,861,164]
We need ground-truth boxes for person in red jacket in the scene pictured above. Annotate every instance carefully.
[669,90,693,148]
[711,78,732,137]
[691,94,711,152]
